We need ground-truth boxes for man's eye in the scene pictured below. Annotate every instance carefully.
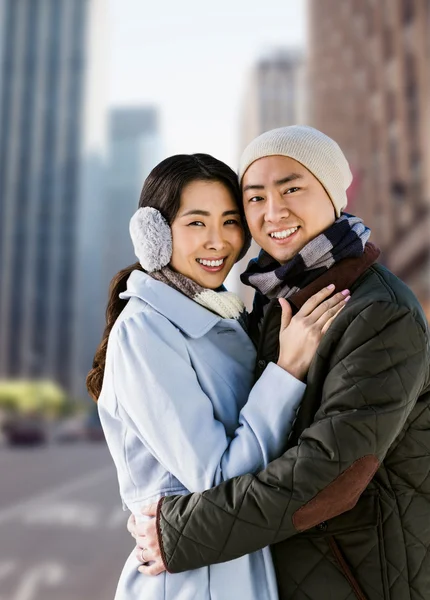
[248,196,264,203]
[285,187,300,194]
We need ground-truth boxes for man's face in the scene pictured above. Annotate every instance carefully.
[242,156,336,264]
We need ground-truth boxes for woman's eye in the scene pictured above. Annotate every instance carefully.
[248,196,264,203]
[224,219,240,225]
[285,187,300,194]
[188,221,205,226]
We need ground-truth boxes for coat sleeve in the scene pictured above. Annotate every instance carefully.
[157,301,429,572]
[112,310,306,493]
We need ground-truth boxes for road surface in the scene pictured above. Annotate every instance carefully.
[0,442,136,600]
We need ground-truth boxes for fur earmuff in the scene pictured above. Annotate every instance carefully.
[129,207,172,273]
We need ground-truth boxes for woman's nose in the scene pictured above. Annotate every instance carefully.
[204,228,226,250]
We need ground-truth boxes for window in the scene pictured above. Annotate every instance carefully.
[402,0,415,23]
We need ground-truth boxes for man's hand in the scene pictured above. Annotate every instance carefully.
[127,502,166,576]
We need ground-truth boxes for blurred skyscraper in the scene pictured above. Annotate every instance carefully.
[308,0,430,316]
[103,107,161,287]
[229,48,307,307]
[0,0,107,395]
[240,48,307,149]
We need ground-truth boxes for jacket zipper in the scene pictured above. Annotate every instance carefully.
[328,536,368,600]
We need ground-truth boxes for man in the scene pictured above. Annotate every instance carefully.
[132,126,430,599]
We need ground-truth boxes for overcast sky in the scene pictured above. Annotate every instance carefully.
[108,0,307,168]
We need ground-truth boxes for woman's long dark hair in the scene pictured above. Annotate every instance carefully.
[86,154,249,401]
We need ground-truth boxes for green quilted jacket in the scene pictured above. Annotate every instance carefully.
[157,259,430,600]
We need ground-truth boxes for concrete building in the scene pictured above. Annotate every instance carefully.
[0,0,107,394]
[308,0,430,316]
[103,107,161,286]
[229,48,307,307]
[240,48,307,150]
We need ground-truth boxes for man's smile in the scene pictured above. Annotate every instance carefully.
[269,226,300,240]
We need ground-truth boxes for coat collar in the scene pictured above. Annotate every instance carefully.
[119,270,221,339]
[288,243,381,311]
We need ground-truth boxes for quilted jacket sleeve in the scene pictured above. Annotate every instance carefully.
[113,310,306,493]
[157,301,429,572]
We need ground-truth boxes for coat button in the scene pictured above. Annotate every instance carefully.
[315,521,328,532]
[258,359,266,369]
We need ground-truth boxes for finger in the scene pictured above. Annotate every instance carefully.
[127,514,137,538]
[298,284,338,317]
[136,536,147,548]
[135,545,157,563]
[135,523,148,537]
[138,561,166,576]
[320,303,347,334]
[315,296,350,328]
[141,503,158,517]
[278,298,292,332]
[137,518,157,539]
[303,290,350,324]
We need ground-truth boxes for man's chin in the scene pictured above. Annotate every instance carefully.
[260,244,300,265]
[256,234,305,264]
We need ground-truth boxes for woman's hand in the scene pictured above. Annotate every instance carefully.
[277,284,350,381]
[127,504,166,576]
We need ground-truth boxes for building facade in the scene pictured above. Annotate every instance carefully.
[230,48,307,307]
[240,48,307,150]
[0,0,106,393]
[104,107,161,286]
[308,0,430,316]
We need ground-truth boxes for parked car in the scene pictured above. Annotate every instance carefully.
[2,415,47,446]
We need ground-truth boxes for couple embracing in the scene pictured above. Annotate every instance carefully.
[88,126,430,600]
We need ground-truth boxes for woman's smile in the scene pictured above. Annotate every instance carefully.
[196,256,227,273]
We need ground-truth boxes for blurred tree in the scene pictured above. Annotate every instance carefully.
[0,381,67,417]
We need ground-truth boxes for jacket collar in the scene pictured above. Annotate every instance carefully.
[119,270,221,339]
[289,243,381,311]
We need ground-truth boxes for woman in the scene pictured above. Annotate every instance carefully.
[87,154,349,600]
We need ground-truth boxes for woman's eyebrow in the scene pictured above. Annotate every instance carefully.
[181,209,240,217]
[181,209,210,217]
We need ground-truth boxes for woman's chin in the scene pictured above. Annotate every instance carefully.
[195,271,228,289]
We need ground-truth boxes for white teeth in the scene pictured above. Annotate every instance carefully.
[270,227,298,239]
[197,259,224,267]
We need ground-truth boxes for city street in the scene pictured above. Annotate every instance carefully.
[0,443,134,600]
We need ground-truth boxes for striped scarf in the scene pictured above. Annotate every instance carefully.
[241,213,371,300]
[150,267,248,330]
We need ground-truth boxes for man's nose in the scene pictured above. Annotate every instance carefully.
[264,195,290,222]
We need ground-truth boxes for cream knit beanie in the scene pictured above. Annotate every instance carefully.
[239,125,353,217]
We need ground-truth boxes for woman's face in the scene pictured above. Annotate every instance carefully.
[170,180,245,289]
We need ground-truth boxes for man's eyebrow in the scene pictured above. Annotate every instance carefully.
[274,173,304,186]
[180,209,240,217]
[242,183,265,193]
[243,172,303,193]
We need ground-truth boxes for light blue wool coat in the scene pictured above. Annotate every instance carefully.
[98,270,306,600]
